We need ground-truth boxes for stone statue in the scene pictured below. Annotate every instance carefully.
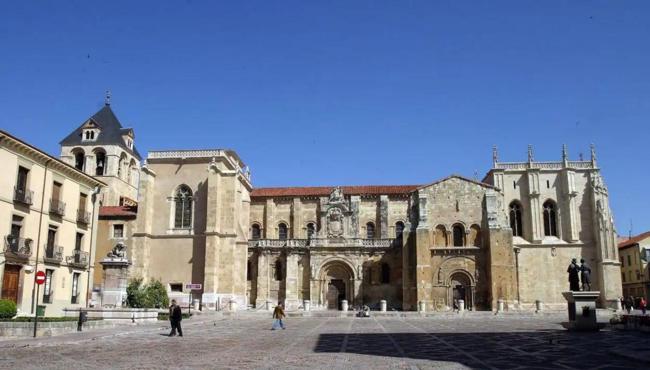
[580,258,592,291]
[567,258,580,292]
[329,186,344,204]
[107,241,127,259]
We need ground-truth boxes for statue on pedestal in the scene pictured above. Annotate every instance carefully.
[107,241,128,259]
[567,258,580,292]
[580,258,592,291]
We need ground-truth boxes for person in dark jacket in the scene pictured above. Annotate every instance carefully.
[169,299,183,337]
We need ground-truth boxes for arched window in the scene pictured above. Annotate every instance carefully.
[173,185,193,229]
[128,159,136,184]
[306,223,315,239]
[251,224,261,240]
[366,222,375,239]
[380,263,390,284]
[274,259,283,281]
[509,201,523,237]
[543,200,558,237]
[74,150,85,171]
[395,221,405,240]
[117,153,126,179]
[434,225,447,246]
[452,224,465,247]
[278,223,288,240]
[95,150,106,176]
[469,224,481,247]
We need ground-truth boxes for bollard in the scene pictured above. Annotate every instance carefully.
[229,299,238,312]
[266,300,274,311]
[497,299,504,313]
[341,300,349,311]
[303,300,311,311]
[458,299,465,313]
[418,300,426,313]
[380,300,387,312]
[535,300,543,313]
[615,299,623,312]
[193,299,200,311]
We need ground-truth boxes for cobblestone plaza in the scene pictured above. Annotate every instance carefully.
[0,314,648,369]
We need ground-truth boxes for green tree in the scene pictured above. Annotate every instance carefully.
[0,299,17,319]
[126,278,147,308]
[126,278,169,308]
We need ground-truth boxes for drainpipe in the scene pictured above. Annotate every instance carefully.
[85,186,101,308]
[30,159,51,314]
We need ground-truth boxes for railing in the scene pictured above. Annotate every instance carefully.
[66,250,89,268]
[77,210,91,224]
[248,238,396,248]
[4,235,33,259]
[13,187,33,205]
[49,199,66,216]
[494,161,594,170]
[44,245,64,264]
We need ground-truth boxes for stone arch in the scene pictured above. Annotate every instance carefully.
[434,225,447,246]
[316,258,356,310]
[71,147,85,171]
[468,224,481,247]
[447,270,475,311]
[451,223,465,246]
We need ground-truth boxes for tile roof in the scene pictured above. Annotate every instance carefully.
[99,205,137,218]
[251,185,420,198]
[59,105,142,159]
[417,174,496,190]
[618,231,650,249]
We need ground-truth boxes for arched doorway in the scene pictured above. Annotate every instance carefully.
[449,272,473,310]
[319,260,354,310]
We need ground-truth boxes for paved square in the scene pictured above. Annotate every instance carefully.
[0,314,647,369]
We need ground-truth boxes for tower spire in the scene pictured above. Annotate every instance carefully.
[492,145,498,167]
[105,90,111,106]
[562,144,568,166]
[527,144,534,163]
[590,143,597,166]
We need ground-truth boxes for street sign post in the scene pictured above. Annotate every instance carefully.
[33,271,46,337]
[185,283,202,314]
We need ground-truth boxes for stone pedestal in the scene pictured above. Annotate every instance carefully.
[99,257,131,308]
[380,300,387,312]
[535,300,543,313]
[562,291,600,331]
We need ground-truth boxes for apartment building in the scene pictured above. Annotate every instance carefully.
[619,231,650,299]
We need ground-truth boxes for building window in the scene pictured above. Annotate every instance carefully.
[75,232,83,251]
[274,260,284,281]
[278,223,288,240]
[43,269,54,303]
[546,180,550,189]
[10,215,23,239]
[113,224,124,239]
[306,223,316,239]
[173,185,193,229]
[16,166,29,193]
[366,222,375,239]
[380,263,390,284]
[627,255,631,266]
[543,200,558,237]
[71,273,80,304]
[509,201,523,237]
[452,224,465,247]
[247,260,252,281]
[74,150,85,171]
[169,283,183,292]
[251,224,261,240]
[395,221,405,240]
[95,151,106,176]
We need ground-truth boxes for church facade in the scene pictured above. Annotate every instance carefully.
[60,105,623,311]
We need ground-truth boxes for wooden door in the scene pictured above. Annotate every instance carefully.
[1,265,21,303]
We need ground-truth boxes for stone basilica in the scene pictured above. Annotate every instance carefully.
[60,104,622,312]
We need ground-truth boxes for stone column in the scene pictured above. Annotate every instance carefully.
[130,166,156,279]
[527,169,543,242]
[350,196,360,238]
[415,194,432,309]
[563,170,580,242]
[380,195,389,238]
[292,197,303,238]
[284,252,300,310]
[264,199,275,238]
[256,251,270,308]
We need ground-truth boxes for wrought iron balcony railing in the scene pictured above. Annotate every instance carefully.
[77,210,91,224]
[4,235,33,259]
[66,250,89,268]
[43,245,64,264]
[49,199,66,216]
[13,187,33,205]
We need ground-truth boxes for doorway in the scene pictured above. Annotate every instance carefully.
[327,279,346,310]
[449,272,472,310]
[1,265,21,303]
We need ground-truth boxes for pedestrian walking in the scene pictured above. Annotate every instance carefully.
[640,297,647,315]
[168,299,184,337]
[272,303,286,330]
[625,296,634,314]
[620,297,625,311]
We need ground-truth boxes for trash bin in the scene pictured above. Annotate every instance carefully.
[36,305,46,317]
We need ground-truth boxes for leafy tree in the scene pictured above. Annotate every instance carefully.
[0,299,17,319]
[126,278,169,308]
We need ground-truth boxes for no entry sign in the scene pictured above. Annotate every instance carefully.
[35,271,46,285]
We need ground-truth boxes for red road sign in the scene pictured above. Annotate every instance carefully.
[35,271,46,285]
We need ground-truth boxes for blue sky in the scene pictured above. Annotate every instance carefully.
[1,1,649,234]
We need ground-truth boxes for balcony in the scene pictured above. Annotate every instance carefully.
[77,210,91,224]
[43,245,64,264]
[13,187,33,205]
[247,238,396,249]
[49,199,66,217]
[66,250,89,268]
[4,235,33,259]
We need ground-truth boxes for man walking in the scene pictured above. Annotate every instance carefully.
[272,303,286,330]
[169,299,183,337]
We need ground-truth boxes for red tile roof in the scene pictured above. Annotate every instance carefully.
[99,206,137,218]
[251,185,421,198]
[618,231,650,249]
